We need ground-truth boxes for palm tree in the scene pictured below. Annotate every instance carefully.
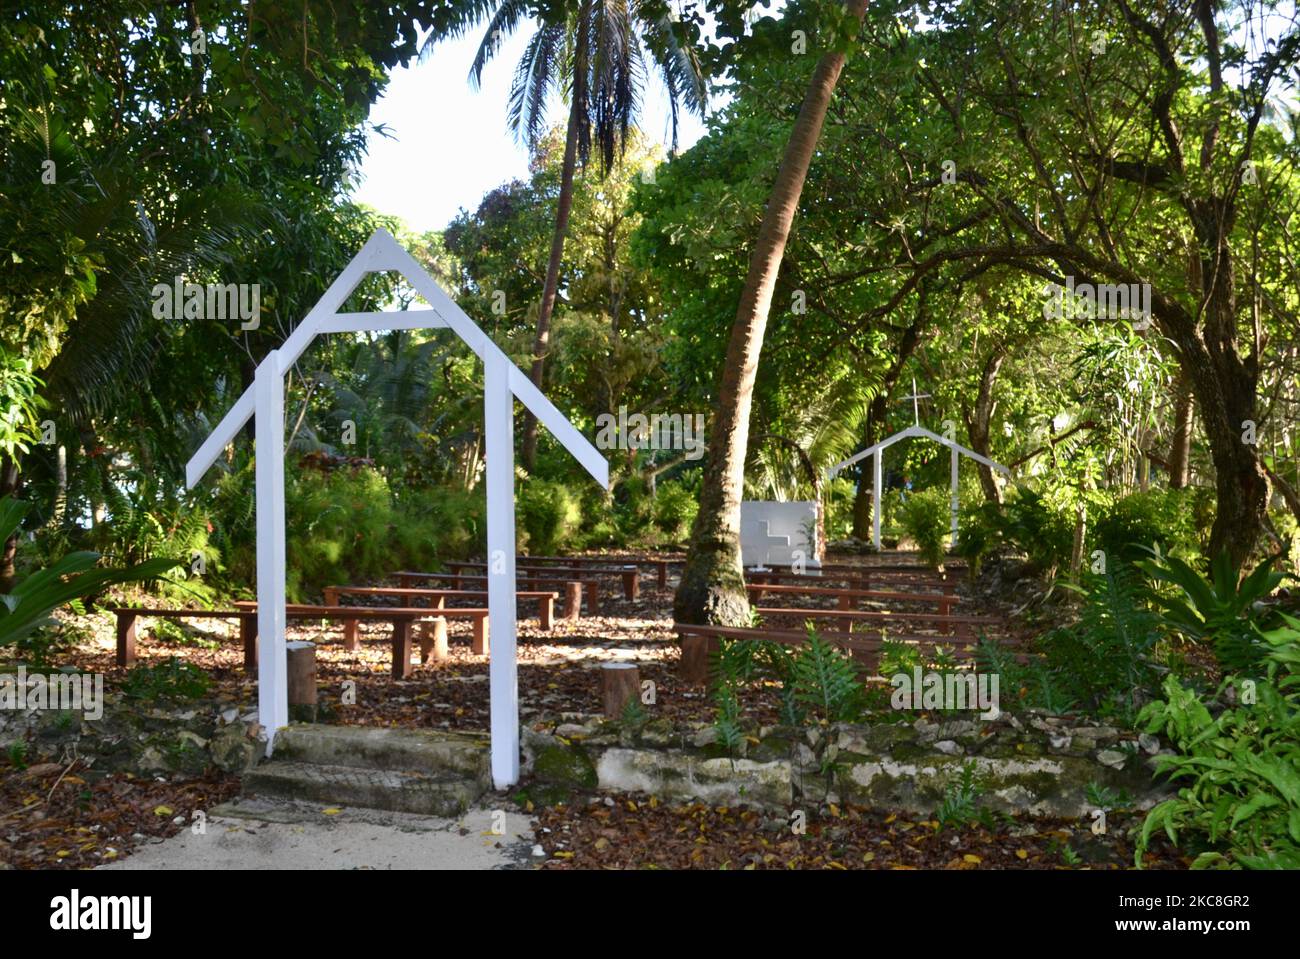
[426,0,708,469]
[673,0,869,626]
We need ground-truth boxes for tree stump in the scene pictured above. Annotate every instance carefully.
[562,581,582,621]
[601,663,641,719]
[418,617,448,663]
[287,641,317,721]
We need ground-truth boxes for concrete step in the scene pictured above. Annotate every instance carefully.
[243,760,486,817]
[271,724,491,785]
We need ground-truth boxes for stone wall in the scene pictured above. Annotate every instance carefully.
[0,696,264,777]
[520,709,1175,817]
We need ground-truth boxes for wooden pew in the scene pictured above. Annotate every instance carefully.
[394,570,597,617]
[675,622,1013,684]
[106,607,258,672]
[753,605,1003,638]
[233,602,490,678]
[743,582,960,616]
[448,560,640,601]
[324,585,557,631]
[517,554,676,588]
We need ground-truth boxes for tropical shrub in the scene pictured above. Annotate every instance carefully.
[898,487,950,568]
[517,478,582,555]
[1138,551,1292,673]
[1041,562,1164,724]
[0,497,181,649]
[1136,616,1300,869]
[651,475,699,544]
[1092,489,1201,564]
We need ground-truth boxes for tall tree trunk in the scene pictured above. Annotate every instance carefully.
[1168,370,1194,488]
[674,0,869,624]
[1173,203,1266,570]
[965,346,1006,503]
[520,0,590,472]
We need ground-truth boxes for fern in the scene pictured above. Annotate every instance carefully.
[791,627,864,723]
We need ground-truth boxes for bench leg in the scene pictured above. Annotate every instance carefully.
[538,596,554,631]
[418,618,448,663]
[622,569,639,601]
[584,581,600,615]
[116,613,138,668]
[657,562,667,589]
[563,582,582,621]
[392,619,413,679]
[838,594,853,611]
[679,634,716,685]
[471,617,489,656]
[343,618,359,651]
[240,615,259,672]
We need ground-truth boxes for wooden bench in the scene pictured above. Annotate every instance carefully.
[234,602,489,678]
[746,567,958,591]
[752,606,1003,638]
[675,622,1008,684]
[395,570,598,617]
[324,585,557,630]
[517,554,675,588]
[744,582,960,616]
[449,560,641,600]
[107,607,258,672]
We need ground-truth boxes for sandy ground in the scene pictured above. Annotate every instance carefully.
[98,798,537,870]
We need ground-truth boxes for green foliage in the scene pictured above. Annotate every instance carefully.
[121,656,211,702]
[897,487,949,568]
[651,475,699,544]
[0,347,48,463]
[1043,563,1164,724]
[935,761,997,831]
[1136,617,1300,870]
[0,497,180,649]
[1138,551,1291,673]
[517,478,582,555]
[6,740,29,771]
[1092,489,1202,564]
[790,627,864,724]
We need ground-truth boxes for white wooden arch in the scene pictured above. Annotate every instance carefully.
[186,228,610,788]
[827,425,1010,549]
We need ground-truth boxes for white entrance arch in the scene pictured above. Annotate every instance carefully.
[186,228,609,788]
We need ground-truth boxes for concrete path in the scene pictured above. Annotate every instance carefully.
[99,798,538,870]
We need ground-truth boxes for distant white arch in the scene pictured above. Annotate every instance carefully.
[827,425,1010,549]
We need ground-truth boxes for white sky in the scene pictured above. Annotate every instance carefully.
[351,26,711,235]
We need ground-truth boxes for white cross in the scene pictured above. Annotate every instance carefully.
[741,519,790,566]
[897,376,931,427]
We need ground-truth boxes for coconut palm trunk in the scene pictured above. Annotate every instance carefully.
[521,0,590,472]
[674,0,869,625]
